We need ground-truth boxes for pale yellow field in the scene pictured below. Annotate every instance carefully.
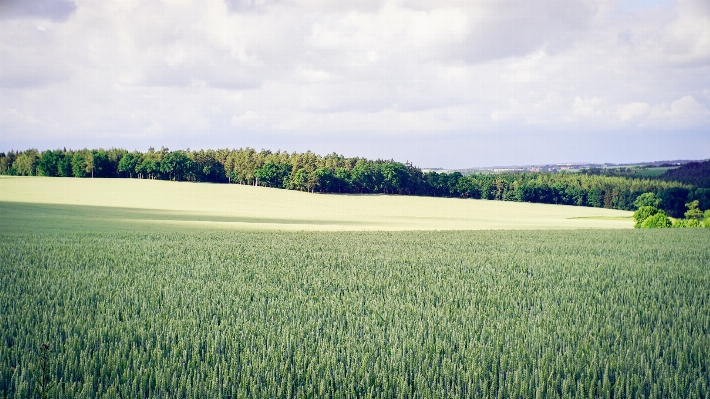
[0,176,634,231]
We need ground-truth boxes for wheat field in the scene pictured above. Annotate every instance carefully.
[0,176,633,232]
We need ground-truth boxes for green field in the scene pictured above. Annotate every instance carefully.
[632,167,675,178]
[2,230,709,398]
[2,177,708,398]
[0,176,633,232]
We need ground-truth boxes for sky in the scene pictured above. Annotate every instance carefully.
[0,0,708,168]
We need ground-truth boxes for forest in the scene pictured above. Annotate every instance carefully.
[1,148,708,216]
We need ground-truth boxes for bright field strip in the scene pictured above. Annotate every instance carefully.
[0,176,633,231]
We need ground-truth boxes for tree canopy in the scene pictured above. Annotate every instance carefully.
[1,147,703,214]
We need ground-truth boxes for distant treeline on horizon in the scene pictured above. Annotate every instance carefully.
[1,147,708,216]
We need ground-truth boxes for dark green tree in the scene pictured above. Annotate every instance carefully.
[633,192,661,209]
[36,150,60,177]
[381,162,410,194]
[314,167,335,192]
[658,187,690,218]
[118,152,139,178]
[160,150,193,181]
[254,162,280,187]
[71,151,91,178]
[57,151,73,177]
[91,149,112,178]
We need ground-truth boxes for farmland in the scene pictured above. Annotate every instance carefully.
[0,176,633,231]
[2,230,710,398]
[1,177,709,398]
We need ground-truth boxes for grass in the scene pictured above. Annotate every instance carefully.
[2,176,708,398]
[2,230,709,397]
[0,176,633,232]
[633,167,675,177]
[569,215,634,221]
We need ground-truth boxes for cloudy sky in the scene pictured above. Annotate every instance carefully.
[1,0,708,168]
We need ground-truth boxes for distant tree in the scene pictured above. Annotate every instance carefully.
[351,161,374,193]
[136,148,161,179]
[57,151,73,177]
[586,187,603,208]
[118,152,138,178]
[689,188,710,212]
[684,200,703,220]
[36,150,60,177]
[333,167,352,193]
[660,159,710,188]
[313,167,334,192]
[12,149,40,176]
[71,151,93,178]
[71,152,86,177]
[91,150,112,178]
[633,193,661,209]
[254,162,280,187]
[658,187,690,218]
[192,150,228,183]
[381,162,410,194]
[291,168,309,192]
[0,152,11,175]
[160,150,193,181]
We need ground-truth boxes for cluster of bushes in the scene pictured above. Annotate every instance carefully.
[633,193,709,228]
[1,147,706,213]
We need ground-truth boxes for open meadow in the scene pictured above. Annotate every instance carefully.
[0,176,633,232]
[1,177,709,398]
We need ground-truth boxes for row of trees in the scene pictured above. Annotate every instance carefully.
[1,148,706,213]
[633,199,709,228]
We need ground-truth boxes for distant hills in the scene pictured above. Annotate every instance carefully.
[659,160,710,188]
[426,159,708,176]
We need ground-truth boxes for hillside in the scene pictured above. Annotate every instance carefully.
[0,176,633,232]
[660,159,710,188]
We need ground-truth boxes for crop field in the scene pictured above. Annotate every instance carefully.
[0,176,633,231]
[1,177,707,398]
[2,229,710,398]
[632,167,675,178]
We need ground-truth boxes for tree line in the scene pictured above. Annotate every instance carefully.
[659,160,710,188]
[1,147,707,214]
[579,159,710,188]
[633,193,710,228]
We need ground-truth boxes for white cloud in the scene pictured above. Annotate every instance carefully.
[646,95,710,127]
[573,96,604,117]
[1,0,709,166]
[231,111,262,128]
[617,102,650,122]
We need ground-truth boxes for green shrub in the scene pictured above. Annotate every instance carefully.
[673,218,701,228]
[687,219,701,228]
[641,213,672,228]
[633,206,660,228]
